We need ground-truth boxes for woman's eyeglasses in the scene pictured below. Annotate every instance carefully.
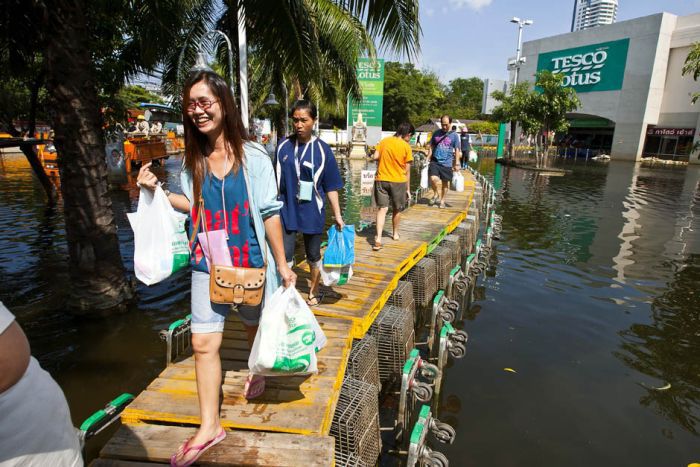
[185,99,219,112]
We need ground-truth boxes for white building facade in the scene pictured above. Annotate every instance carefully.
[519,12,700,163]
[571,0,618,32]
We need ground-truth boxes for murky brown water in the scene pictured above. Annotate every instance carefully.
[1,152,698,465]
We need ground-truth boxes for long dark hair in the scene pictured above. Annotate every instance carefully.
[182,70,248,207]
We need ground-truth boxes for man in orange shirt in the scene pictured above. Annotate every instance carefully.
[371,122,414,250]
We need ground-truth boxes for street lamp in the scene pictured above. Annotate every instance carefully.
[263,82,289,137]
[506,17,533,157]
[178,30,237,107]
[509,17,533,86]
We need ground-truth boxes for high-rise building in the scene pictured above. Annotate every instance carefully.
[571,0,618,32]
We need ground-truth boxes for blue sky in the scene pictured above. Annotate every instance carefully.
[415,0,700,83]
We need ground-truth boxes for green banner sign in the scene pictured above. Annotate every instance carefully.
[347,58,384,127]
[536,39,629,93]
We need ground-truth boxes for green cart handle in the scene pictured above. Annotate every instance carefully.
[79,393,134,441]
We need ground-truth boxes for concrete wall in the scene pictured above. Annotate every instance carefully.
[519,12,700,162]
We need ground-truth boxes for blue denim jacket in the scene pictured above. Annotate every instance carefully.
[180,141,283,305]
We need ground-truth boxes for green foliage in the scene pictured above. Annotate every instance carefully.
[382,62,489,129]
[383,61,444,128]
[467,121,499,134]
[100,85,165,125]
[530,70,580,140]
[491,82,535,131]
[491,71,580,148]
[682,42,700,104]
[442,77,483,120]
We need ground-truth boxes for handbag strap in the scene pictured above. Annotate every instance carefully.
[193,159,268,268]
[188,202,202,252]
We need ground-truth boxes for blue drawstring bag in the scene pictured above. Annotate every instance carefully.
[323,225,355,268]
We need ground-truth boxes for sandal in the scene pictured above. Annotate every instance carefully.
[429,196,439,206]
[439,201,446,209]
[170,428,226,467]
[372,241,383,251]
[392,233,400,241]
[244,374,266,400]
[306,292,324,307]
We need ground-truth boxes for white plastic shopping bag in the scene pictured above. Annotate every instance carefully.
[248,286,327,376]
[468,150,478,163]
[420,164,429,189]
[451,172,465,192]
[320,264,353,286]
[127,186,189,285]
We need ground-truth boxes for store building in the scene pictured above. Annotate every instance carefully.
[518,12,700,163]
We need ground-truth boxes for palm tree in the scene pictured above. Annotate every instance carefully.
[2,0,420,312]
[13,0,209,312]
[162,0,421,115]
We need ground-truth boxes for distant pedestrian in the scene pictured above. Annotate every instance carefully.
[427,115,461,209]
[371,122,414,250]
[460,127,471,169]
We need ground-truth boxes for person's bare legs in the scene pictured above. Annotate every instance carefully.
[392,210,401,240]
[375,206,389,245]
[309,263,321,303]
[173,332,223,464]
[440,179,449,207]
[429,175,441,203]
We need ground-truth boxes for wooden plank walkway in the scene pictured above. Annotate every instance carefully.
[96,171,477,466]
[95,424,334,466]
[296,173,476,338]
[121,316,353,436]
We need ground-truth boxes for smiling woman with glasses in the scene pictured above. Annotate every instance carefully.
[136,70,296,467]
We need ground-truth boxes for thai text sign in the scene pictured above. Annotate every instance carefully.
[646,127,695,137]
[360,170,375,196]
[348,58,385,127]
[536,39,629,93]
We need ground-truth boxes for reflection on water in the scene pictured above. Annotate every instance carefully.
[437,159,700,466]
[1,152,699,465]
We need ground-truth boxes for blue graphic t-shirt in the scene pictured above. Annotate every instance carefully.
[430,130,460,167]
[275,137,344,234]
[189,168,264,272]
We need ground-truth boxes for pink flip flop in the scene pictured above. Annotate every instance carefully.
[170,428,226,467]
[244,374,266,400]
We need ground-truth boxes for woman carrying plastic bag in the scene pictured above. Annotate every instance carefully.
[128,185,190,285]
[135,71,296,467]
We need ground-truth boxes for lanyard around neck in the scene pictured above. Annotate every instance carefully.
[294,137,314,180]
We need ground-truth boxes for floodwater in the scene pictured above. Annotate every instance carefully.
[439,158,700,466]
[1,152,699,465]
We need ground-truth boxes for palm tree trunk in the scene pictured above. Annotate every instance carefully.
[43,0,134,312]
[24,71,57,205]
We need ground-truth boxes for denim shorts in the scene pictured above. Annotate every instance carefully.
[190,270,262,333]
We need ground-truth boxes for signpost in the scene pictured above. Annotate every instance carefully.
[536,38,629,93]
[347,58,385,145]
[360,170,375,196]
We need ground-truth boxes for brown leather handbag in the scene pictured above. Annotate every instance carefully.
[190,165,267,307]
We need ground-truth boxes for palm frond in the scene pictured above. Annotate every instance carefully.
[336,0,421,60]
